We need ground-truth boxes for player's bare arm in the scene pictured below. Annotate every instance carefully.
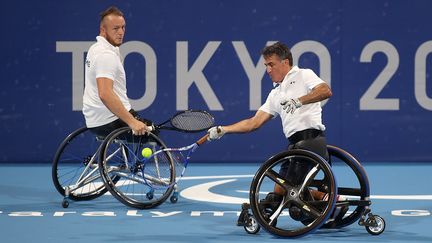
[96,77,148,135]
[223,110,273,134]
[208,110,272,140]
[298,82,332,105]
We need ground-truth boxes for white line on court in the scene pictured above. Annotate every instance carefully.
[180,175,432,201]
[180,174,254,180]
[235,190,432,200]
[100,174,432,201]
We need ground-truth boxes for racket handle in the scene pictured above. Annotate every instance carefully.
[197,134,210,145]
[147,125,155,132]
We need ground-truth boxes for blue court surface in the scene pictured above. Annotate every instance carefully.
[1,162,431,243]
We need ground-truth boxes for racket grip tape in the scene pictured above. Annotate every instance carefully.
[197,134,210,145]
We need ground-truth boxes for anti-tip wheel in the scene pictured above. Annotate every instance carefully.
[366,215,385,235]
[62,199,69,208]
[170,195,178,203]
[244,214,261,234]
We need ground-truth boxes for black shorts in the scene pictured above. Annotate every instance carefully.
[88,109,154,138]
[279,129,329,185]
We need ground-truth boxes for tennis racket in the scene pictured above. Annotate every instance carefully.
[140,133,210,190]
[150,110,214,133]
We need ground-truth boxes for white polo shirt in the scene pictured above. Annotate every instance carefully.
[259,66,326,138]
[83,36,131,128]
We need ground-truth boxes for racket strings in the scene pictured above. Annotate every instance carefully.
[171,151,187,179]
[171,111,214,131]
[143,150,187,189]
[142,152,173,189]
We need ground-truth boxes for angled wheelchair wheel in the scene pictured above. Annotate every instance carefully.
[52,127,108,201]
[321,145,370,229]
[249,149,337,238]
[99,127,175,209]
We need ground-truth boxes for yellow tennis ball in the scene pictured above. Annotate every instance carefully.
[141,147,153,158]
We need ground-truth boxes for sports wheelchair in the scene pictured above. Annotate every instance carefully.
[52,126,176,209]
[237,145,385,237]
[52,110,214,209]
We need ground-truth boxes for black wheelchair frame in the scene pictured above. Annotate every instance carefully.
[237,145,385,237]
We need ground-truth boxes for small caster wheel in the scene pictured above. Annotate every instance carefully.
[170,195,178,203]
[170,191,179,203]
[366,215,385,235]
[62,199,69,208]
[244,214,260,234]
[146,191,154,200]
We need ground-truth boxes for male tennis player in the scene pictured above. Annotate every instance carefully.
[208,42,346,222]
[83,6,151,137]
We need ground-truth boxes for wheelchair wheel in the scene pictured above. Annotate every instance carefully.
[52,127,108,201]
[249,149,337,238]
[99,127,175,209]
[322,145,370,229]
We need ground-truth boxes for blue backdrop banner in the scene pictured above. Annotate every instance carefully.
[1,0,431,163]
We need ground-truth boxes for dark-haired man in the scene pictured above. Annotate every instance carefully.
[209,41,331,168]
[208,42,338,221]
[83,6,150,137]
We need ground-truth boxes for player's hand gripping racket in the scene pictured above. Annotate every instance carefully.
[140,132,214,190]
[149,110,214,133]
